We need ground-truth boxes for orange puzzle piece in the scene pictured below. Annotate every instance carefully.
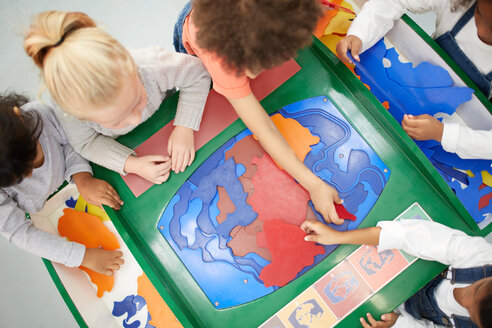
[58,208,120,297]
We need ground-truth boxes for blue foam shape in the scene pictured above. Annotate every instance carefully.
[209,190,220,229]
[65,197,77,209]
[351,41,473,124]
[190,158,257,238]
[236,163,246,177]
[169,184,193,250]
[343,183,368,216]
[385,52,453,88]
[451,175,492,223]
[188,137,236,187]
[179,198,203,246]
[158,96,391,308]
[430,159,469,185]
[112,295,148,328]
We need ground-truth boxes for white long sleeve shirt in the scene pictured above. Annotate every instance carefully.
[377,219,492,327]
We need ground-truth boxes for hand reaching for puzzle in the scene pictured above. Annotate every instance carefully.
[336,35,362,64]
[81,248,124,276]
[360,312,399,328]
[124,155,171,184]
[168,125,195,174]
[402,114,444,142]
[72,172,124,210]
[301,220,340,244]
[309,181,344,224]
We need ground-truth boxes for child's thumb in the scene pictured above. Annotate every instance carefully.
[304,234,319,243]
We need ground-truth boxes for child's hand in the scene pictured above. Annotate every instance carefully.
[308,181,344,225]
[124,155,172,184]
[360,312,399,328]
[81,248,124,276]
[73,172,123,210]
[402,114,444,142]
[301,220,340,245]
[336,35,362,64]
[168,126,195,174]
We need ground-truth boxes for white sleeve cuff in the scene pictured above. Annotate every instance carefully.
[376,221,404,252]
[441,122,460,154]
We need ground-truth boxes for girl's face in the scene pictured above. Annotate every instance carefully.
[84,72,148,130]
[476,0,492,45]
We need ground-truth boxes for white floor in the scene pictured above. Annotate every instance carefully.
[0,3,485,328]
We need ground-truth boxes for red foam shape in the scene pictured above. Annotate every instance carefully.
[335,203,357,221]
[257,219,325,287]
[249,155,310,226]
[479,192,492,210]
[122,60,301,197]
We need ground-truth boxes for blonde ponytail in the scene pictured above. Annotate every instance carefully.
[24,11,136,116]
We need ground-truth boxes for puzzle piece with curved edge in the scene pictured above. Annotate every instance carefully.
[335,203,356,221]
[225,134,265,179]
[58,208,119,298]
[248,155,310,226]
[257,219,325,287]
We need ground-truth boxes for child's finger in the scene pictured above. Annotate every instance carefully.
[350,40,361,62]
[101,195,121,210]
[108,263,121,272]
[175,151,185,173]
[304,234,321,243]
[328,204,343,225]
[367,313,377,326]
[188,150,195,166]
[336,40,351,64]
[180,152,189,172]
[105,185,123,205]
[103,269,114,276]
[360,317,371,328]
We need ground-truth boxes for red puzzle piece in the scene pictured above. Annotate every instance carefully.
[335,203,357,221]
[257,219,325,287]
[248,155,310,226]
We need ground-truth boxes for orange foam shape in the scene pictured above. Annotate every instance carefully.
[382,101,390,110]
[271,113,320,163]
[323,10,355,36]
[137,274,182,328]
[314,9,339,38]
[58,208,120,297]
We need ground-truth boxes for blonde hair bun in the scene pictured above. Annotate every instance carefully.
[24,11,136,116]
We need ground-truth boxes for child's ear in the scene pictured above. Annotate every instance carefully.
[13,106,21,116]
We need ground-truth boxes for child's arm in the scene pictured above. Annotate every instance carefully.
[441,121,492,160]
[0,190,85,267]
[229,94,343,224]
[53,109,171,184]
[302,219,492,268]
[337,0,439,64]
[132,47,211,173]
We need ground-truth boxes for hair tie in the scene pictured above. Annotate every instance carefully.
[52,34,66,48]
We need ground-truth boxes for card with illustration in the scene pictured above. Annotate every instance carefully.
[314,260,372,319]
[259,315,287,328]
[348,245,410,291]
[277,288,337,328]
[394,202,433,262]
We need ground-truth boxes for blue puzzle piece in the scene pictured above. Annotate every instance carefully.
[112,295,150,328]
[451,174,492,223]
[351,41,473,124]
[65,197,77,208]
[169,183,193,250]
[431,159,470,185]
[188,137,236,187]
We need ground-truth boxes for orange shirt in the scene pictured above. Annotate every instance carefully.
[182,11,252,99]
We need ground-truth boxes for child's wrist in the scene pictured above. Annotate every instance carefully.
[72,171,93,186]
[124,155,138,174]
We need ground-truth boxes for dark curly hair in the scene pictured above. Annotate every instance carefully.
[0,93,43,188]
[193,0,323,74]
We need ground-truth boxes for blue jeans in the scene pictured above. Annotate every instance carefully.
[173,1,192,54]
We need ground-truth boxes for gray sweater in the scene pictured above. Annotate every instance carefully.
[0,102,92,267]
[52,46,211,174]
